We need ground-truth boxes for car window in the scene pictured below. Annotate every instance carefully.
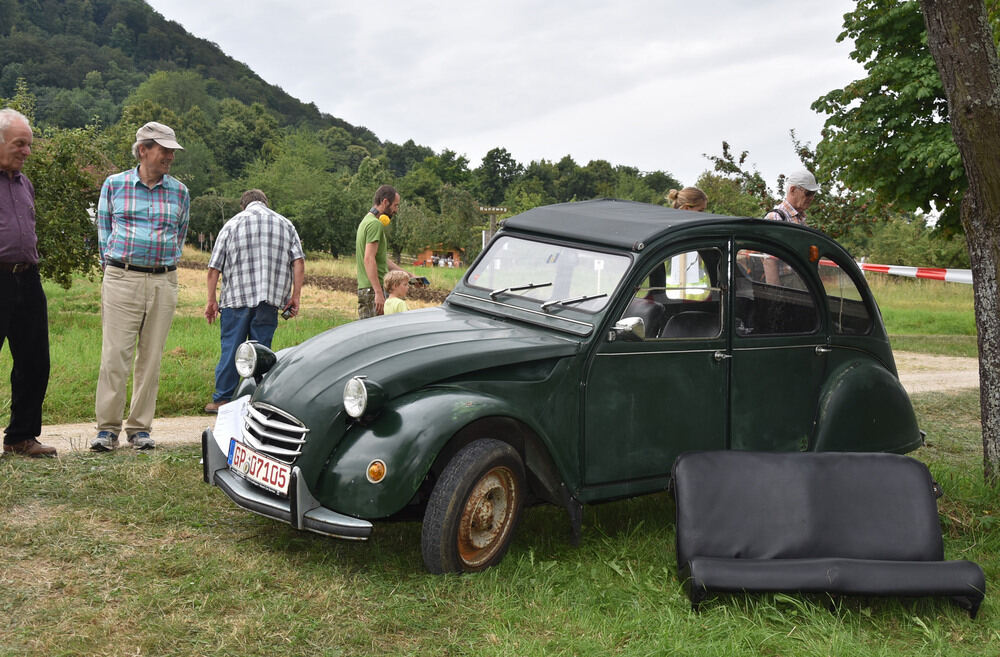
[621,248,723,340]
[734,248,820,336]
[819,257,873,335]
[466,236,631,313]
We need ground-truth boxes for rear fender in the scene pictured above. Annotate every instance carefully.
[813,360,922,453]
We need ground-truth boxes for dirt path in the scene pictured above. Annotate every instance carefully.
[34,351,978,455]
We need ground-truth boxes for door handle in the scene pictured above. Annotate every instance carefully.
[815,345,832,355]
[714,351,732,362]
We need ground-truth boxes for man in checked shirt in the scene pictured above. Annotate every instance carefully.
[202,189,304,414]
[91,122,190,452]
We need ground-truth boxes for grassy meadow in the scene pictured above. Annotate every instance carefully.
[1,250,995,656]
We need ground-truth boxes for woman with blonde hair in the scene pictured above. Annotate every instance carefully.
[666,186,708,212]
[647,186,709,301]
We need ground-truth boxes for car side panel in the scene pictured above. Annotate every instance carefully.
[813,356,922,453]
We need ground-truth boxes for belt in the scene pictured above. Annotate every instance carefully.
[0,262,37,273]
[106,260,176,274]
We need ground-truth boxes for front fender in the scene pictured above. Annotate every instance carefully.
[813,360,922,453]
[312,388,527,519]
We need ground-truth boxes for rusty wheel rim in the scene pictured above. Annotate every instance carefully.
[457,465,518,568]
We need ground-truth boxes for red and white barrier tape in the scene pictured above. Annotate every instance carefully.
[853,262,972,285]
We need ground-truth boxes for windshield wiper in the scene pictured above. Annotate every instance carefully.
[540,293,607,311]
[489,282,552,299]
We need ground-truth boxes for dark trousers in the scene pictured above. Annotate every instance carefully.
[0,269,49,443]
[213,303,279,403]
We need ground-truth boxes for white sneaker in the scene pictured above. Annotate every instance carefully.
[90,431,119,452]
[127,431,155,450]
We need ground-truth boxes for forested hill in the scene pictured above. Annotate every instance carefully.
[0,0,371,139]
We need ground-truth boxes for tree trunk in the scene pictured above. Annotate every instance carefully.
[920,0,1000,482]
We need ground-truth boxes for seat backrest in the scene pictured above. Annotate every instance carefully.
[672,451,945,567]
[660,310,719,338]
[623,298,665,339]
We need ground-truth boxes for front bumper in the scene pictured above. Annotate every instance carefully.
[201,429,373,540]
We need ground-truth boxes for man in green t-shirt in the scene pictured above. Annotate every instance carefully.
[356,184,410,318]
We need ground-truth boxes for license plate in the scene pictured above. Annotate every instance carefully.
[228,439,291,496]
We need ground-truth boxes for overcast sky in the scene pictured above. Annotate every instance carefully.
[144,0,865,188]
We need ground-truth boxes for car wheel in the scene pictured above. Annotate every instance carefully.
[421,439,525,574]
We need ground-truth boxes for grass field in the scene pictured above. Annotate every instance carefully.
[0,390,995,656]
[0,254,996,655]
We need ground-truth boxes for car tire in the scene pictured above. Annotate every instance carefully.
[421,439,525,574]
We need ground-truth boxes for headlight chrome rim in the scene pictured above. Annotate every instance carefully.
[234,341,277,380]
[235,342,258,378]
[344,376,369,418]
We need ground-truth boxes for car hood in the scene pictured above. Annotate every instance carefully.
[252,305,582,415]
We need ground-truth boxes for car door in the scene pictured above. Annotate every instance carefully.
[582,243,729,487]
[729,241,829,452]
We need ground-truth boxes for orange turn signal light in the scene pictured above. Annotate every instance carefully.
[366,460,387,484]
[808,245,820,262]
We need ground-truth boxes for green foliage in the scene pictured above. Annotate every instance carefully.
[810,0,996,232]
[474,146,523,205]
[384,137,434,177]
[696,171,762,217]
[26,124,110,287]
[208,98,279,177]
[293,186,361,258]
[189,191,239,241]
[125,70,218,121]
[864,215,970,268]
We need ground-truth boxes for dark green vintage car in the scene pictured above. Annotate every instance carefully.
[202,199,922,573]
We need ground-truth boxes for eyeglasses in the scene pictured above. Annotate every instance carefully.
[802,189,817,199]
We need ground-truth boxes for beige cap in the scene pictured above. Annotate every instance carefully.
[136,121,184,150]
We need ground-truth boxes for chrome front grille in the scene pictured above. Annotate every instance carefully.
[241,402,309,464]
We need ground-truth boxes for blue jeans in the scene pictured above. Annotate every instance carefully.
[213,303,279,403]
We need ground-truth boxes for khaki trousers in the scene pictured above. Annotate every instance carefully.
[95,267,178,434]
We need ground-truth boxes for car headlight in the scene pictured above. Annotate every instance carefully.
[343,376,385,418]
[235,341,277,380]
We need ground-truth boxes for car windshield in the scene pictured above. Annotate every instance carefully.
[466,236,631,313]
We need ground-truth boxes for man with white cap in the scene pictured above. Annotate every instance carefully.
[765,169,820,226]
[91,121,190,452]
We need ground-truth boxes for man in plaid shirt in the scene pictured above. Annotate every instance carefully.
[92,122,189,452]
[203,189,304,413]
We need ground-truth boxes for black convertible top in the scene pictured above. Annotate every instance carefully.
[500,198,739,251]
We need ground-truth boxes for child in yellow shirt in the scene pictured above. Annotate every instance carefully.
[383,270,410,315]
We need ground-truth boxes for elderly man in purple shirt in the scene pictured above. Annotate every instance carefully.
[0,108,56,457]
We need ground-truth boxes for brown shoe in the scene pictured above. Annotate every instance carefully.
[204,401,227,414]
[3,438,57,458]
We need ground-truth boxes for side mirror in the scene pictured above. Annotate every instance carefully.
[609,316,645,342]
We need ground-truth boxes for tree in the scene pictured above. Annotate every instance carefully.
[384,138,434,178]
[421,149,471,188]
[919,0,1000,481]
[810,0,997,232]
[125,70,218,120]
[695,171,762,218]
[293,186,358,257]
[189,191,239,242]
[474,147,522,206]
[207,98,279,178]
